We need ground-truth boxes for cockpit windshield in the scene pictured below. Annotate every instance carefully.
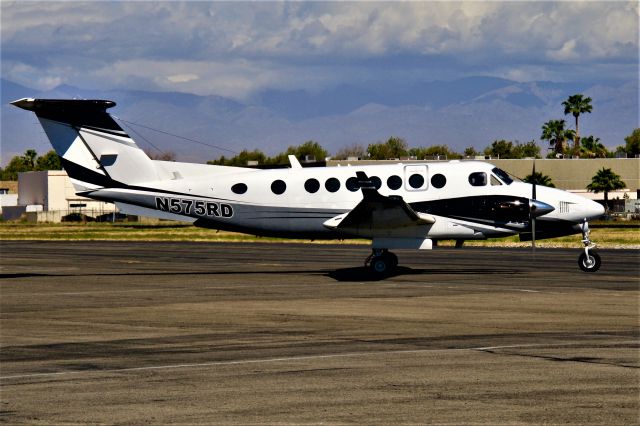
[491,167,514,185]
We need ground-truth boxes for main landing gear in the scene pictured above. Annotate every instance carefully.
[365,249,398,275]
[578,220,601,273]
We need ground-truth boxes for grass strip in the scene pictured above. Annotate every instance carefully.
[0,221,638,248]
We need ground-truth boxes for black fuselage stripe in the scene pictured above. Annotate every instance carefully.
[245,216,336,220]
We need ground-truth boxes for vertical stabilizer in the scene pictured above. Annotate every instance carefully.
[11,98,160,191]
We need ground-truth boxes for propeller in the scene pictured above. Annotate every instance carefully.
[525,161,555,247]
[530,161,537,251]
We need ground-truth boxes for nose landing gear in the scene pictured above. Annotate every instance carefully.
[365,249,398,275]
[578,220,601,272]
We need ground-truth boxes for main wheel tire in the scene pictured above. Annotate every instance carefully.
[578,251,601,272]
[370,256,390,274]
[370,252,398,275]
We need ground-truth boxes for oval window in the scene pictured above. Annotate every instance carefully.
[325,177,340,193]
[346,177,360,192]
[271,179,286,195]
[431,173,446,189]
[304,178,320,193]
[408,173,425,189]
[231,183,247,194]
[387,175,402,190]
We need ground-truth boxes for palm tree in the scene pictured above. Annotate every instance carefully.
[523,171,555,188]
[562,94,593,155]
[541,119,574,156]
[586,167,626,212]
[580,135,607,158]
[22,149,38,169]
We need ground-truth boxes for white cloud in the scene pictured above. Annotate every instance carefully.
[1,1,637,98]
[548,39,579,62]
[167,74,200,84]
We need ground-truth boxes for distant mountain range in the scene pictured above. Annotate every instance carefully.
[2,77,637,165]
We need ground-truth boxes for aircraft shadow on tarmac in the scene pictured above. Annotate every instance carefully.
[325,266,520,282]
[1,267,520,282]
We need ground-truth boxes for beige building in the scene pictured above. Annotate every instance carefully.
[488,158,639,194]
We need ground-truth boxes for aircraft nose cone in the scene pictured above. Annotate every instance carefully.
[585,200,605,219]
[530,200,555,217]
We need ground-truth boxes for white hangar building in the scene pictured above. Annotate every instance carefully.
[2,170,117,222]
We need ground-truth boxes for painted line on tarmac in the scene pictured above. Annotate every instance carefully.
[3,340,637,381]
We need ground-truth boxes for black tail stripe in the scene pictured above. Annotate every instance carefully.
[60,158,119,187]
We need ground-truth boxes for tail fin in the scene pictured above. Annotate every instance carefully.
[11,98,160,191]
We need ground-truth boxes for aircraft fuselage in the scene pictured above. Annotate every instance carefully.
[85,159,603,241]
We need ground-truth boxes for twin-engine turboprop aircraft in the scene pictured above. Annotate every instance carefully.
[12,98,605,274]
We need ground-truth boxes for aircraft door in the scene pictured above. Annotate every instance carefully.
[404,165,428,191]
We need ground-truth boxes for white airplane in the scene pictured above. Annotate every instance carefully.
[12,98,605,274]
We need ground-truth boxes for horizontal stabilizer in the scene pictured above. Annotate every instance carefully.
[11,98,119,131]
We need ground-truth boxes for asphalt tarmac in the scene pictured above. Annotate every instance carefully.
[1,241,638,424]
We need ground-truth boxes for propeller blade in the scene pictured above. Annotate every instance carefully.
[531,216,536,251]
[531,160,536,251]
[532,161,537,200]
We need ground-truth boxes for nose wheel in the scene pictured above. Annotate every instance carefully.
[365,249,398,275]
[578,220,601,272]
[578,251,601,272]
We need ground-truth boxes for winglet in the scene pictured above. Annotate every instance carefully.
[355,171,385,201]
[355,171,374,188]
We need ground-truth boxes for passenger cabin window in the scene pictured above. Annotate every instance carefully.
[346,177,359,192]
[468,172,487,186]
[271,179,286,195]
[431,173,446,189]
[231,183,247,194]
[409,173,425,189]
[387,175,402,190]
[304,178,320,193]
[325,177,340,192]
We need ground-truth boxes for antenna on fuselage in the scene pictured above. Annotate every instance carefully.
[288,155,302,169]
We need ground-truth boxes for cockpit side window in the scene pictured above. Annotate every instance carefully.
[468,172,487,186]
[491,167,513,185]
[490,175,502,186]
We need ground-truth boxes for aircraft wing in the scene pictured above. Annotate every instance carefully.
[323,171,435,232]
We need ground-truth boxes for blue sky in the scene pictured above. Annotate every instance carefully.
[1,1,639,164]
[2,1,637,100]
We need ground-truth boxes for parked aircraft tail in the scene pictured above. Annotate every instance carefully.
[11,98,160,191]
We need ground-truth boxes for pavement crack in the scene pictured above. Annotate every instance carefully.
[476,349,639,369]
